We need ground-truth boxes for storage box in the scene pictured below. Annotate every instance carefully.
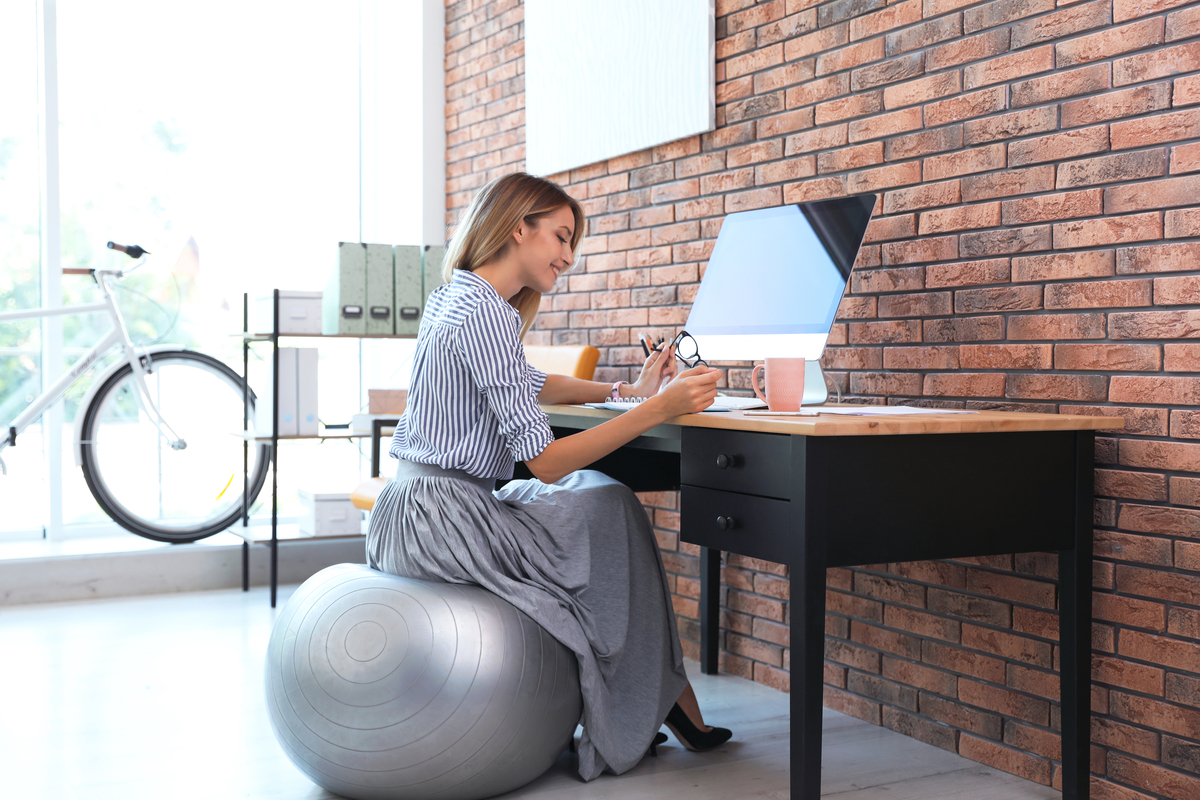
[296,347,319,437]
[253,291,322,335]
[298,490,362,536]
[422,245,445,309]
[368,389,408,414]
[256,347,299,436]
[323,242,367,335]
[395,245,423,335]
[365,243,395,335]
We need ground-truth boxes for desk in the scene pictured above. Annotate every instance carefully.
[527,405,1121,800]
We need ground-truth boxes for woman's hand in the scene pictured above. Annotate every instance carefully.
[628,334,677,398]
[651,365,722,416]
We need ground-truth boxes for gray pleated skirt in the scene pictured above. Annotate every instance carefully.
[366,459,688,781]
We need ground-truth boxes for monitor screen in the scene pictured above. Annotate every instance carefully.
[684,193,877,360]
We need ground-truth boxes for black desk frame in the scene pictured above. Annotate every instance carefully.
[530,411,1093,800]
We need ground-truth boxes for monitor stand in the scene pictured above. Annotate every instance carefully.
[803,360,830,405]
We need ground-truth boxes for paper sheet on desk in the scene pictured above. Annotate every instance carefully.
[816,406,978,415]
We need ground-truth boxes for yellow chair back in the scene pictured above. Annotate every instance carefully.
[523,344,600,380]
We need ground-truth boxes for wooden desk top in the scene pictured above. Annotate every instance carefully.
[541,404,1125,437]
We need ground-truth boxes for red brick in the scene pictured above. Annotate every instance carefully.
[885,127,965,161]
[815,38,884,77]
[921,372,1005,396]
[851,371,924,395]
[1053,213,1163,249]
[846,161,923,193]
[1008,374,1108,401]
[755,157,818,185]
[1011,126,1109,168]
[882,180,961,214]
[1011,0,1112,50]
[1110,754,1200,800]
[786,124,849,155]
[759,10,819,48]
[962,166,1055,201]
[1165,342,1200,370]
[1059,19,1165,70]
[824,346,884,369]
[784,21,850,61]
[1107,174,1200,214]
[816,91,885,125]
[787,73,852,110]
[756,107,816,138]
[837,295,880,318]
[1178,74,1200,107]
[847,107,924,143]
[883,72,962,110]
[956,286,1043,313]
[1056,343,1161,371]
[1091,718,1161,761]
[848,320,923,343]
[1156,275,1200,306]
[1064,84,1171,133]
[964,45,1054,90]
[1173,409,1200,439]
[1167,4,1200,40]
[1060,404,1166,435]
[926,28,1010,72]
[1166,207,1200,237]
[1045,278,1152,309]
[1095,529,1173,565]
[925,86,1008,128]
[924,143,1006,182]
[882,236,958,265]
[784,176,849,203]
[927,258,1010,288]
[964,107,1057,147]
[1115,41,1200,87]
[1111,108,1200,150]
[1056,149,1169,188]
[1112,376,1200,406]
[886,14,963,57]
[1120,628,1200,673]
[852,54,927,94]
[883,345,961,369]
[1003,190,1104,226]
[1114,0,1191,23]
[863,214,917,243]
[1171,142,1200,174]
[818,142,884,174]
[851,265,922,295]
[850,0,922,40]
[960,344,1052,369]
[878,291,953,317]
[1121,438,1200,472]
[960,225,1052,257]
[919,202,1000,235]
[1111,309,1200,339]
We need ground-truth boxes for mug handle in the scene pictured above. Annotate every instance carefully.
[752,364,767,405]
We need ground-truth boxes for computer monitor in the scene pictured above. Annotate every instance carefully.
[684,193,877,361]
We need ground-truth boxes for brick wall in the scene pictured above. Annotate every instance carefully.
[444,1,1200,797]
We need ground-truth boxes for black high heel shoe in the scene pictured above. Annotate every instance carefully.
[663,703,732,751]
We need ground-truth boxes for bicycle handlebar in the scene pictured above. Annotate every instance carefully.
[108,241,150,259]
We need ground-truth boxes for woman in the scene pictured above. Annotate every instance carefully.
[367,172,731,781]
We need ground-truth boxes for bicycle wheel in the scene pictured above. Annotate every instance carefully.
[80,350,270,543]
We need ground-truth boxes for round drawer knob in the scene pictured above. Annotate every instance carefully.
[716,454,731,469]
[716,515,735,531]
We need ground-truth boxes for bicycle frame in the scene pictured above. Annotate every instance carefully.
[0,267,186,471]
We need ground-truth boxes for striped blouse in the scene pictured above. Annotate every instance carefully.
[389,268,554,479]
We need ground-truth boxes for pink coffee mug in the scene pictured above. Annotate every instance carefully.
[752,358,806,412]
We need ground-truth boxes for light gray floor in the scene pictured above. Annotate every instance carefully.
[0,586,1058,800]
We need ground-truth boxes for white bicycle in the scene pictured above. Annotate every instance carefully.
[0,242,270,542]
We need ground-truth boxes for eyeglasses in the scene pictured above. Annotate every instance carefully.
[669,330,708,369]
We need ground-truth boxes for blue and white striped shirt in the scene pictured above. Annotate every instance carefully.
[389,268,553,479]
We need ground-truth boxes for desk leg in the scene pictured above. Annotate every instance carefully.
[700,547,721,675]
[1060,432,1094,800]
[791,547,826,799]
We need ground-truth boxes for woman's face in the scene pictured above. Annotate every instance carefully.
[514,205,576,294]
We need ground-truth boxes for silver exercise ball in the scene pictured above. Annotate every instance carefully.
[265,564,582,800]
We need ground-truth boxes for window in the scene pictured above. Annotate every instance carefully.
[3,1,443,541]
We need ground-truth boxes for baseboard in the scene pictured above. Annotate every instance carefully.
[0,537,367,605]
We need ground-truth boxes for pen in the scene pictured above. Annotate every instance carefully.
[639,333,651,358]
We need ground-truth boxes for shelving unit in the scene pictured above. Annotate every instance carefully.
[241,290,414,606]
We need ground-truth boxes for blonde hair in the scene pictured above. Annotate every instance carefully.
[441,172,586,338]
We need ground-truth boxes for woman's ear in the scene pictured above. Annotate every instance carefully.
[513,224,526,245]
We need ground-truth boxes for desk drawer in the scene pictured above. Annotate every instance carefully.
[681,486,793,564]
[681,428,792,498]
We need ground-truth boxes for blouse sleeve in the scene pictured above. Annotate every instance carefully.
[457,301,554,463]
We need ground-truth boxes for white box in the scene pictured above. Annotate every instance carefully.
[254,291,323,335]
[296,348,319,437]
[256,348,299,437]
[298,490,361,536]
